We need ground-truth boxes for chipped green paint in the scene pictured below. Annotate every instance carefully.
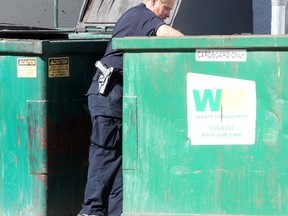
[116,35,288,215]
[0,38,107,215]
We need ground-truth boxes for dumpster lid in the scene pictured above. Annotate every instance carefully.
[76,0,181,33]
[0,23,73,39]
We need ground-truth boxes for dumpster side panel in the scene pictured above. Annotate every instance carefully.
[0,47,103,215]
[0,55,47,215]
[123,52,223,214]
[122,44,288,215]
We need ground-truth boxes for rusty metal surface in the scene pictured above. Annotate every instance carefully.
[83,0,142,23]
[120,36,288,215]
[0,48,103,215]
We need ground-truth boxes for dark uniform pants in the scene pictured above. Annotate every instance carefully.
[81,115,122,216]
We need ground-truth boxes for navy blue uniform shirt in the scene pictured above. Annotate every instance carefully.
[102,3,165,70]
[87,3,165,117]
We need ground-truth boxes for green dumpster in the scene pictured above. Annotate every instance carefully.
[113,35,288,215]
[0,39,106,216]
[0,0,144,215]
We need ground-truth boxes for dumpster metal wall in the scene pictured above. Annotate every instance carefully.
[114,35,288,215]
[0,39,107,215]
[0,0,84,28]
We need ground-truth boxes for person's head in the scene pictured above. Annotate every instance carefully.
[143,0,176,20]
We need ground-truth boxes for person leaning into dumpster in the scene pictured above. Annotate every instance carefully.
[78,0,183,216]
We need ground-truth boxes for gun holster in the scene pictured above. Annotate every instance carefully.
[95,61,114,95]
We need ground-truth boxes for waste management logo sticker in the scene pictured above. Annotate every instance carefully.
[187,73,256,145]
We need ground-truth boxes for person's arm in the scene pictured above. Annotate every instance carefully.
[156,24,184,36]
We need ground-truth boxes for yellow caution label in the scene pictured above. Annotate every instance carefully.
[17,58,37,78]
[48,57,69,78]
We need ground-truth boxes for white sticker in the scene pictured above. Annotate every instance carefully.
[187,73,256,145]
[196,49,247,62]
[17,58,37,78]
